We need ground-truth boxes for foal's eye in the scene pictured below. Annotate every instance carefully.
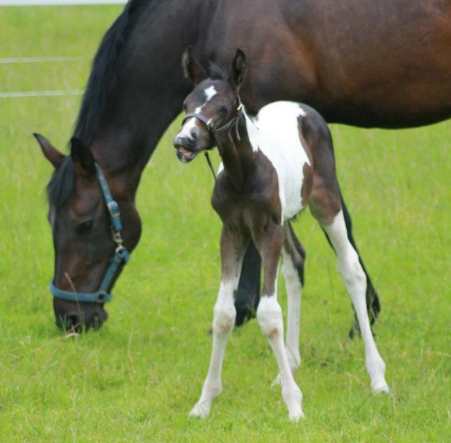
[76,220,94,234]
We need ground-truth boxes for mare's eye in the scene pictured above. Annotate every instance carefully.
[219,106,228,115]
[76,220,94,234]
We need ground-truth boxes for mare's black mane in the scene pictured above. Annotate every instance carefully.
[73,0,150,146]
[47,156,75,208]
[47,0,151,208]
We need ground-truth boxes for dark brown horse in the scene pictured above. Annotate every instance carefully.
[34,0,451,331]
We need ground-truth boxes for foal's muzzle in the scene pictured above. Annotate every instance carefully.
[174,135,199,163]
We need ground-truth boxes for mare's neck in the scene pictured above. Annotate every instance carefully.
[78,0,208,200]
[215,111,257,192]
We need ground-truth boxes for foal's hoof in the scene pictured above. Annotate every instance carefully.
[288,407,304,423]
[371,381,390,394]
[189,401,211,419]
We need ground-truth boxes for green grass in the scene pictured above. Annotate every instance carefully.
[0,6,450,442]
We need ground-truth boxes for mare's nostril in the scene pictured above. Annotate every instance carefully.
[190,129,198,140]
[65,312,82,332]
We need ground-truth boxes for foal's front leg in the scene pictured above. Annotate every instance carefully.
[254,223,304,421]
[189,227,246,418]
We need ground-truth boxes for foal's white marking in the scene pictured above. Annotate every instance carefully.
[190,253,243,419]
[204,85,217,101]
[324,211,389,393]
[245,101,311,221]
[257,294,304,421]
[179,86,218,138]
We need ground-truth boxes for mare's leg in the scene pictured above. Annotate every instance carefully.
[282,222,305,371]
[234,241,261,325]
[254,223,304,421]
[189,226,247,418]
[310,188,389,393]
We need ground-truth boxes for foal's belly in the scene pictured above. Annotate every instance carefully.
[254,101,311,221]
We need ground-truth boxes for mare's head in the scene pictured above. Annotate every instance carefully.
[34,135,141,332]
[173,48,247,162]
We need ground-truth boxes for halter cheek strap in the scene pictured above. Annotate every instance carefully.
[50,163,130,304]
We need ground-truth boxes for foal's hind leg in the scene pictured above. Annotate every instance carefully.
[309,186,389,393]
[272,222,305,387]
[254,223,304,421]
[282,222,305,371]
[338,190,381,339]
[190,227,247,418]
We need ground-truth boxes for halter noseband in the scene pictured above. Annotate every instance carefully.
[182,103,243,134]
[181,103,244,180]
[50,163,130,304]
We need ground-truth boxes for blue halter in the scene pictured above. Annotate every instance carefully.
[50,163,130,304]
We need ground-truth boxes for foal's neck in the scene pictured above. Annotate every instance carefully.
[214,112,256,191]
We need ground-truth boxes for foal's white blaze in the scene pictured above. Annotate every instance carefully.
[204,85,217,101]
[324,211,389,393]
[178,105,203,140]
[246,101,311,221]
[179,86,218,139]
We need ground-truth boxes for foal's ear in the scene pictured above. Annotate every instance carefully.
[182,47,207,84]
[70,137,96,175]
[231,49,247,88]
[33,133,65,169]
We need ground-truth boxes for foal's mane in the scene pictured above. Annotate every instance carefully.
[208,62,228,81]
[47,0,151,208]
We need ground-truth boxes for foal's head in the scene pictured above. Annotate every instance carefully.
[173,48,247,162]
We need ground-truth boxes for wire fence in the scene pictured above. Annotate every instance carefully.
[1,1,123,98]
[0,0,125,5]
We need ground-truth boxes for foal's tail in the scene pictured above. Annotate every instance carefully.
[338,189,381,338]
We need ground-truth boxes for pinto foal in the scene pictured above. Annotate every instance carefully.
[174,49,389,421]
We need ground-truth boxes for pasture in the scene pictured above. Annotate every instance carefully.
[0,5,450,442]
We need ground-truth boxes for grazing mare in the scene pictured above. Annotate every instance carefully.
[34,0,451,331]
[173,49,389,421]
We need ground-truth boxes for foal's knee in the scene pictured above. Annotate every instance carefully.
[212,303,236,334]
[257,296,283,338]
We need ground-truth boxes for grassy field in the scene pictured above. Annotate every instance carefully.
[0,5,450,442]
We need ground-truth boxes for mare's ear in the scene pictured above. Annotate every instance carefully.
[182,47,207,84]
[33,133,65,169]
[70,137,96,175]
[231,49,247,88]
